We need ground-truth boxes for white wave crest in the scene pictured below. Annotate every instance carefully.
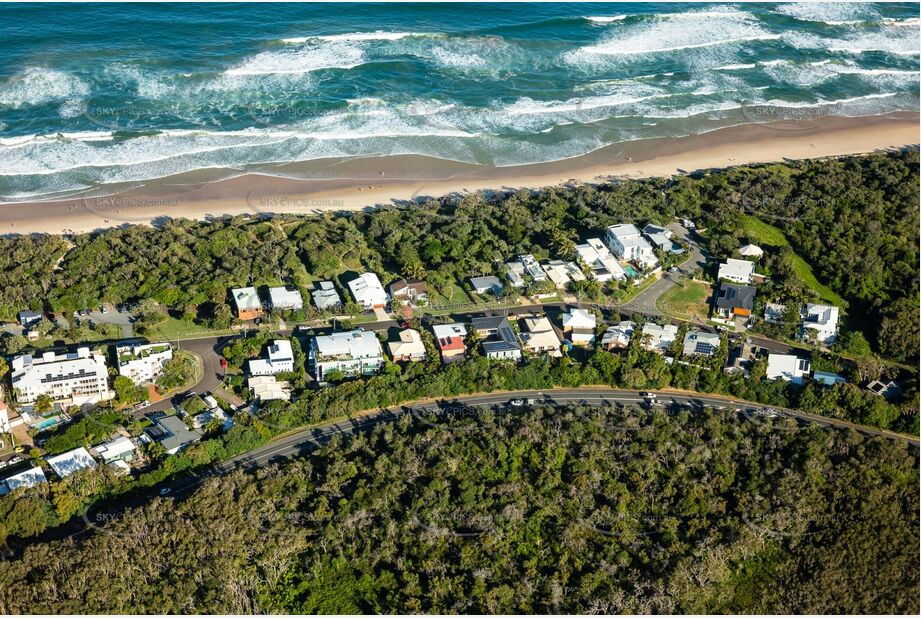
[0,67,90,109]
[586,15,627,23]
[282,31,425,44]
[225,40,365,76]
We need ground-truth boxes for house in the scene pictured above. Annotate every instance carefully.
[311,281,342,311]
[575,238,627,282]
[0,466,47,496]
[739,244,764,258]
[248,375,291,401]
[192,408,232,431]
[682,330,721,357]
[388,329,426,362]
[46,447,97,479]
[143,414,202,455]
[542,260,586,288]
[470,276,504,296]
[561,309,596,346]
[348,273,388,310]
[600,320,635,350]
[604,224,658,269]
[813,371,846,386]
[432,323,467,363]
[17,310,43,328]
[726,338,757,375]
[866,379,901,400]
[267,286,304,311]
[717,258,755,284]
[519,254,548,282]
[248,339,295,376]
[642,223,672,239]
[11,347,112,405]
[763,302,787,324]
[0,401,22,434]
[471,316,521,360]
[308,330,385,382]
[115,342,173,383]
[801,303,839,345]
[766,354,811,384]
[520,316,562,357]
[389,279,428,303]
[92,435,137,464]
[641,323,679,352]
[713,283,756,319]
[504,261,527,288]
[230,287,263,320]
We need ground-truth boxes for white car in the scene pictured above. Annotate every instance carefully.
[509,399,525,407]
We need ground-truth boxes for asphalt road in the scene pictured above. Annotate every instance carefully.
[177,386,920,498]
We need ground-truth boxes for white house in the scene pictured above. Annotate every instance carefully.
[92,435,137,464]
[115,342,173,384]
[604,224,658,269]
[682,330,721,357]
[641,323,679,352]
[11,347,113,405]
[600,320,635,350]
[561,309,596,346]
[267,286,304,311]
[575,238,627,282]
[46,447,97,479]
[348,273,388,310]
[717,258,755,284]
[542,260,586,288]
[309,330,385,382]
[388,329,426,362]
[520,316,562,357]
[801,304,839,345]
[248,375,291,401]
[504,261,527,288]
[764,302,788,324]
[0,466,47,496]
[248,339,295,376]
[766,354,811,385]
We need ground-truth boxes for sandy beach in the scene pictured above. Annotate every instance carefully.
[1,113,918,236]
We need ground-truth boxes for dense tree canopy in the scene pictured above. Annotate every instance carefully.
[0,405,916,614]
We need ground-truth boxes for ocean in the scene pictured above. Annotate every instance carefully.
[0,2,918,202]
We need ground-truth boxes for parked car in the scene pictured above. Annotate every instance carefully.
[509,399,525,407]
[159,487,171,496]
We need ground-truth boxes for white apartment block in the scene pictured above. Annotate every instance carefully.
[717,258,755,285]
[604,224,658,269]
[248,339,295,376]
[115,342,173,384]
[11,347,112,405]
[309,330,385,382]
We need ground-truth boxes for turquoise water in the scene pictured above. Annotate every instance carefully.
[0,2,917,200]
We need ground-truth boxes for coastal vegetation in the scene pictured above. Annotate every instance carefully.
[0,404,916,614]
[0,150,915,364]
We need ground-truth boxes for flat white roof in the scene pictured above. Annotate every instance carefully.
[268,286,303,307]
[46,447,97,478]
[231,287,261,311]
[804,304,839,328]
[432,323,466,339]
[313,330,383,359]
[607,223,641,239]
[348,273,387,304]
[718,258,755,280]
[93,435,136,462]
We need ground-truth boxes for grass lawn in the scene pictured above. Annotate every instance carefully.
[428,283,471,307]
[657,280,713,322]
[740,215,844,306]
[148,317,231,341]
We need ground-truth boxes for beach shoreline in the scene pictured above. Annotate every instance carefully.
[1,112,918,236]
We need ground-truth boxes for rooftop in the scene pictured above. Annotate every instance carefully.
[46,447,97,478]
[231,287,261,311]
[715,283,756,311]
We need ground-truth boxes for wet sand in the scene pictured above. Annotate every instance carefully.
[1,113,917,235]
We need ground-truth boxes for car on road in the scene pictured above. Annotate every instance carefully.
[219,357,228,369]
[159,487,171,496]
[509,399,525,407]
[668,266,678,273]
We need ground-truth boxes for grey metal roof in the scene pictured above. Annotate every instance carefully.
[714,283,756,310]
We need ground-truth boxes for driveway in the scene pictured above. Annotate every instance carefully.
[620,223,707,317]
